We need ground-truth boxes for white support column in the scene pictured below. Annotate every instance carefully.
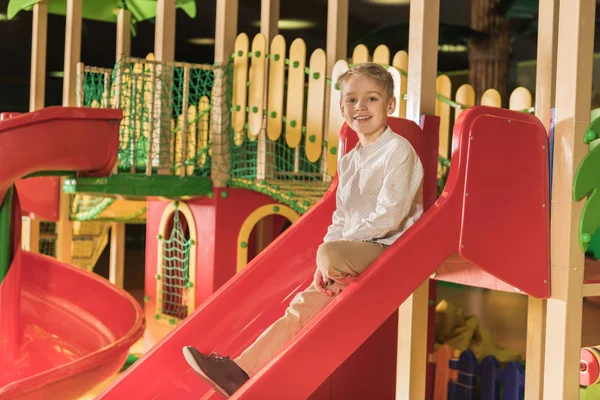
[256,0,280,181]
[211,0,238,187]
[326,0,348,77]
[154,0,176,62]
[397,1,439,399]
[323,0,348,182]
[27,0,48,254]
[109,222,125,288]
[526,1,559,398]
[534,0,559,131]
[261,0,279,42]
[405,0,439,122]
[116,8,132,60]
[30,1,47,112]
[542,0,596,399]
[56,0,82,263]
[109,8,132,288]
[153,0,176,175]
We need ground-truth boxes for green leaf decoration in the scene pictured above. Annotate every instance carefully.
[573,114,600,252]
[7,0,196,23]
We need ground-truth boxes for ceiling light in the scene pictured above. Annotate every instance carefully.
[251,19,317,30]
[188,38,216,46]
[365,0,410,4]
[49,71,64,78]
[438,44,468,53]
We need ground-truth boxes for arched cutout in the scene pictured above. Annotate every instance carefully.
[237,204,300,272]
[156,201,197,325]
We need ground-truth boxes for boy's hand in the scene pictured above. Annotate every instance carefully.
[314,270,335,297]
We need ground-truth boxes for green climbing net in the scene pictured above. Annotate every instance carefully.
[80,57,226,177]
[228,126,333,214]
[159,206,193,322]
[79,55,334,214]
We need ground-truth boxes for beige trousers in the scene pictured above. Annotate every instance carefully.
[234,240,386,376]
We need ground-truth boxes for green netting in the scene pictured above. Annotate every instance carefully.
[39,221,56,257]
[71,221,110,271]
[71,194,114,221]
[229,129,332,214]
[158,206,192,322]
[79,57,333,214]
[80,57,226,177]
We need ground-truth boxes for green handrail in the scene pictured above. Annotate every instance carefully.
[0,186,14,284]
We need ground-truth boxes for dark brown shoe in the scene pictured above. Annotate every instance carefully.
[182,346,249,398]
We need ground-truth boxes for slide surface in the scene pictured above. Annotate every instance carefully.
[99,106,549,399]
[0,106,145,399]
[98,115,441,399]
[0,106,121,204]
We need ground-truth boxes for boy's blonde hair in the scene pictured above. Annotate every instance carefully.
[336,63,394,100]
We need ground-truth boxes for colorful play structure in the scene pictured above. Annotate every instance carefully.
[0,107,145,399]
[2,0,600,399]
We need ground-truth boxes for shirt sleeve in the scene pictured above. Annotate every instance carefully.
[323,177,346,243]
[345,148,424,242]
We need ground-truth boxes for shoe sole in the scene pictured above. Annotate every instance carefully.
[182,347,232,399]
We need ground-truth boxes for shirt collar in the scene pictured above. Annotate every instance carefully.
[356,126,393,154]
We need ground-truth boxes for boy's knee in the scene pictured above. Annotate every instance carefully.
[316,242,345,272]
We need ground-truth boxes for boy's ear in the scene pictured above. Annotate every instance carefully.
[387,96,397,115]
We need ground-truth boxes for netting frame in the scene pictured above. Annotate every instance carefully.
[155,201,197,325]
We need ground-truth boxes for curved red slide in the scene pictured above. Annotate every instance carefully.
[98,107,549,399]
[0,107,145,400]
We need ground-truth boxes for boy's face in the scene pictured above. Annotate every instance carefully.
[340,75,396,144]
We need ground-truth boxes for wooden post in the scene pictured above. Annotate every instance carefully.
[180,65,190,177]
[154,0,176,62]
[30,1,47,112]
[326,0,348,78]
[542,0,595,399]
[109,7,132,289]
[525,1,559,398]
[211,0,238,187]
[109,222,125,288]
[405,0,439,122]
[153,0,176,175]
[534,0,559,132]
[261,0,279,41]
[397,1,439,399]
[116,8,132,60]
[62,0,82,108]
[257,0,280,181]
[27,0,48,254]
[323,0,348,182]
[56,0,82,263]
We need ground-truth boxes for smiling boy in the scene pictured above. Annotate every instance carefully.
[182,63,424,398]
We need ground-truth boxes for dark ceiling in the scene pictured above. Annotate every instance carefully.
[0,0,594,111]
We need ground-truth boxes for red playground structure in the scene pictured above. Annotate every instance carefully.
[96,106,550,399]
[0,107,145,399]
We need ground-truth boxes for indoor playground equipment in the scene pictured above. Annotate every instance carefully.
[4,0,600,398]
[7,0,183,284]
[96,104,549,399]
[0,107,145,399]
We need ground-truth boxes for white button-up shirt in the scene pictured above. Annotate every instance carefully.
[323,127,424,246]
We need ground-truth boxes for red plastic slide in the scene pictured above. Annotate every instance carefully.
[0,107,145,399]
[98,107,549,399]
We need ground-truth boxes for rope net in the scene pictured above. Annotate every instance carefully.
[158,206,192,323]
[79,55,333,214]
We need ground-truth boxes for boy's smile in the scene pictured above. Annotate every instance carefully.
[340,74,396,146]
